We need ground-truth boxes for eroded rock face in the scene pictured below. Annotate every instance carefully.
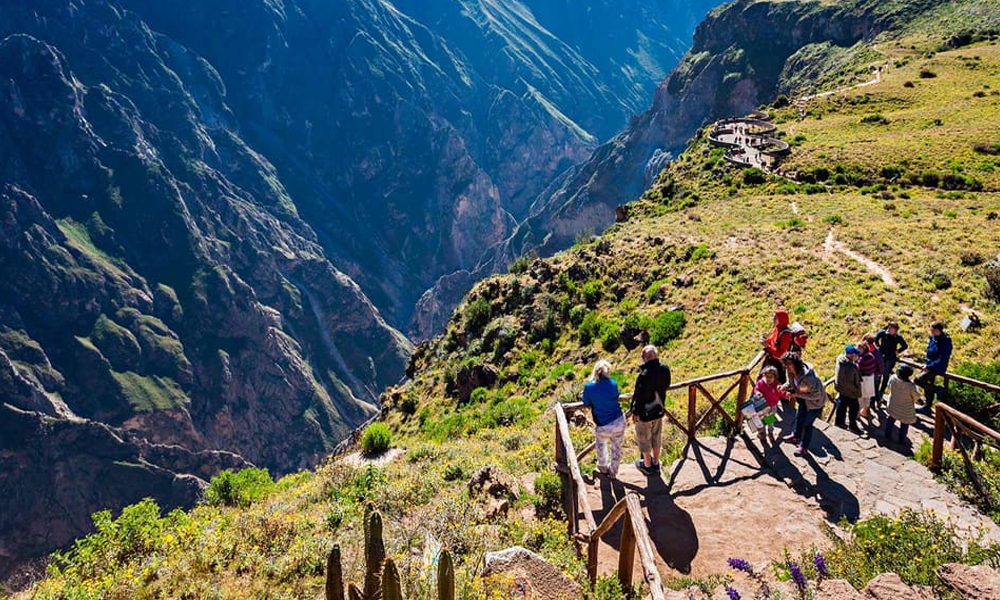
[483,546,583,600]
[0,404,247,581]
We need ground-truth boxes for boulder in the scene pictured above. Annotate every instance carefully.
[815,579,865,600]
[483,546,582,600]
[863,573,934,600]
[937,563,1000,599]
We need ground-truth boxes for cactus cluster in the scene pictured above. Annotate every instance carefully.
[326,506,455,600]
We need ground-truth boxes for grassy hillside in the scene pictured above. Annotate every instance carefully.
[12,14,1000,600]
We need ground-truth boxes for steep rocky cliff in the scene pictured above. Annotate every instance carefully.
[0,0,718,573]
[494,0,952,261]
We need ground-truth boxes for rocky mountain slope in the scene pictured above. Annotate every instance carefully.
[493,0,967,261]
[0,0,719,577]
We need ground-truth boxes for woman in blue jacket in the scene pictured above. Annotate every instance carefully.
[582,360,626,478]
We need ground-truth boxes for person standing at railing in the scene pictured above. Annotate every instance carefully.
[582,360,626,479]
[885,364,921,444]
[761,309,793,383]
[875,321,908,403]
[629,345,671,476]
[916,321,952,416]
[834,345,863,434]
[857,335,881,420]
[781,353,826,457]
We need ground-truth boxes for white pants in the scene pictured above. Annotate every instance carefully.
[595,415,626,477]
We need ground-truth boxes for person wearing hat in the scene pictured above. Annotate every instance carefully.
[834,345,863,433]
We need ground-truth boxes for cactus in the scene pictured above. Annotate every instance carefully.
[437,549,455,600]
[347,583,363,600]
[363,505,386,600]
[382,558,403,600]
[326,544,345,600]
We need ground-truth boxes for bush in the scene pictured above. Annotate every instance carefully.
[533,471,563,517]
[917,440,1000,522]
[581,280,604,307]
[791,509,1000,589]
[919,68,937,78]
[360,422,392,454]
[464,298,492,334]
[985,260,1000,303]
[205,467,275,507]
[823,215,845,226]
[443,463,465,481]
[950,361,1000,426]
[509,256,531,274]
[578,311,602,344]
[598,319,622,352]
[650,311,686,345]
[743,167,766,185]
[861,113,889,125]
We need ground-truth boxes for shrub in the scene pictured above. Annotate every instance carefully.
[205,467,275,507]
[772,94,790,108]
[581,280,604,307]
[650,311,686,345]
[973,142,1000,155]
[920,171,940,187]
[325,505,345,531]
[509,255,530,274]
[903,80,915,88]
[823,215,845,226]
[917,439,1000,522]
[443,463,465,481]
[533,471,563,517]
[360,422,392,454]
[578,311,602,344]
[803,184,826,195]
[949,361,1000,426]
[861,113,889,125]
[985,260,1000,303]
[919,68,937,78]
[469,387,489,404]
[646,279,668,302]
[777,217,806,229]
[790,509,1000,589]
[464,298,492,334]
[598,319,622,352]
[743,167,766,185]
[961,251,984,266]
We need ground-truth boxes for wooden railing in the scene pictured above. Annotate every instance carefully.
[894,357,1000,510]
[551,352,765,596]
[554,402,666,599]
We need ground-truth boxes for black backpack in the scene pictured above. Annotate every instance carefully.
[634,362,670,421]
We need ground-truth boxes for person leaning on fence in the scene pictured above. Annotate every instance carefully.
[916,321,952,416]
[629,345,671,476]
[781,352,826,457]
[581,359,626,479]
[834,345,863,434]
[761,309,793,383]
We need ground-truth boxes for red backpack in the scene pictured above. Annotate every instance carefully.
[781,322,809,351]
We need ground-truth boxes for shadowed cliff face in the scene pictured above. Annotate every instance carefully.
[0,0,718,573]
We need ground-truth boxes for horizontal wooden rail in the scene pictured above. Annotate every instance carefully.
[899,358,1000,395]
[626,494,666,600]
[554,404,597,534]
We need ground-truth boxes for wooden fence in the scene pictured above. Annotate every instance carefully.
[551,352,765,596]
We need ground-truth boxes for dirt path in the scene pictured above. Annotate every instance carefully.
[823,229,896,287]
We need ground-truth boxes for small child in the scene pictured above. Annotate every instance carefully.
[885,364,921,443]
[754,366,788,437]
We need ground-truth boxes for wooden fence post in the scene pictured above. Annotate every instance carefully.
[587,538,599,589]
[735,371,750,433]
[931,404,945,469]
[687,385,697,442]
[617,510,636,594]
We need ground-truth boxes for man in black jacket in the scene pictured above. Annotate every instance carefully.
[875,321,908,402]
[629,345,671,475]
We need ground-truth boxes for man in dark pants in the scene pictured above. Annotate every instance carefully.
[834,345,862,433]
[629,345,671,475]
[875,321,908,402]
[915,321,952,416]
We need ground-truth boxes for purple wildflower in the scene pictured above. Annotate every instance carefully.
[814,553,829,578]
[727,557,754,574]
[725,585,742,600]
[790,562,807,590]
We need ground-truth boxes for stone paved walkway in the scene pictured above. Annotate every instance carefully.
[582,406,999,582]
